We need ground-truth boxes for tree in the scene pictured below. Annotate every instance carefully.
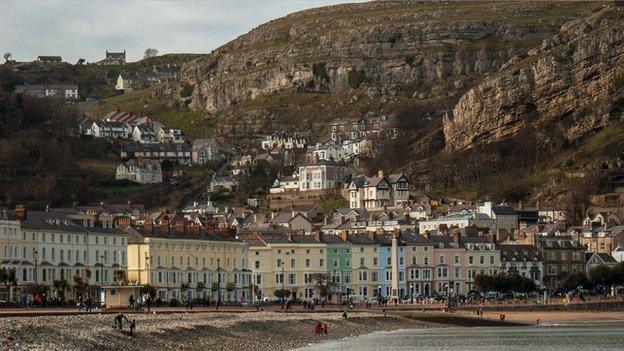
[473,274,494,292]
[0,267,17,303]
[140,284,157,298]
[113,269,127,284]
[144,48,158,59]
[3,53,11,62]
[53,278,69,302]
[72,275,88,300]
[274,288,291,302]
[562,271,590,291]
[310,273,336,300]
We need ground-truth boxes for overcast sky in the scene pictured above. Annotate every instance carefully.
[0,0,361,63]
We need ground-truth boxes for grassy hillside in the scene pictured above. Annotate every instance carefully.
[88,88,214,139]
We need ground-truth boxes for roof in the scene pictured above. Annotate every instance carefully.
[499,244,542,261]
[492,206,517,216]
[21,211,125,235]
[127,226,239,243]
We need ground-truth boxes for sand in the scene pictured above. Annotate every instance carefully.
[0,311,439,351]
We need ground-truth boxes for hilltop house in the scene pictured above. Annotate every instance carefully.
[116,159,162,184]
[37,55,62,63]
[99,50,126,65]
[348,171,410,210]
[120,143,191,164]
[329,114,397,142]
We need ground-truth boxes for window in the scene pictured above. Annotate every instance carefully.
[412,257,417,265]
[455,267,461,278]
[480,256,484,264]
[439,255,445,264]
[319,259,324,267]
[359,270,368,281]
[424,257,429,265]
[275,273,284,284]
[333,259,339,268]
[360,257,365,267]
[469,256,474,265]
[291,259,296,268]
[437,267,448,278]
[255,261,260,269]
[454,255,460,264]
[288,273,296,285]
[490,256,495,264]
[422,269,431,279]
[373,257,378,266]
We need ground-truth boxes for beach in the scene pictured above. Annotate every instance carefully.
[0,311,438,351]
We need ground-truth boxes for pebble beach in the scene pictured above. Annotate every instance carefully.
[0,312,439,351]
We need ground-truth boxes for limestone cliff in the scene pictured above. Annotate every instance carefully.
[158,1,602,131]
[444,6,624,151]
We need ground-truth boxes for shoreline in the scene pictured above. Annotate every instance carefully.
[0,311,441,351]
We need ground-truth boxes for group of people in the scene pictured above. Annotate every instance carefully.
[128,294,153,311]
[77,297,94,312]
[313,321,329,336]
[114,313,136,336]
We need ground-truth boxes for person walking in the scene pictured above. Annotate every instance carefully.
[382,306,387,317]
[86,297,92,312]
[128,294,134,309]
[145,296,152,312]
[320,322,328,335]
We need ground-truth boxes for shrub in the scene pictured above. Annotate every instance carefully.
[312,62,329,82]
[348,69,368,89]
[180,82,193,98]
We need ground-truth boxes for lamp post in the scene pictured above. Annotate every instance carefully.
[468,264,472,291]
[34,249,38,285]
[410,283,414,304]
[217,259,221,307]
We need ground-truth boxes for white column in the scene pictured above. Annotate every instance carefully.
[391,231,400,302]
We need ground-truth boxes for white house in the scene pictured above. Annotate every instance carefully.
[15,84,78,101]
[132,125,156,143]
[261,135,306,150]
[2,207,128,305]
[348,171,409,210]
[116,159,162,184]
[156,127,184,144]
[418,212,495,233]
[310,141,347,162]
[298,161,346,191]
[86,121,129,139]
[269,171,299,194]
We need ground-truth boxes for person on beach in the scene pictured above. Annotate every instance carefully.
[145,296,152,312]
[320,322,328,335]
[342,311,348,319]
[314,322,322,335]
[382,306,387,317]
[129,319,136,336]
[115,313,129,330]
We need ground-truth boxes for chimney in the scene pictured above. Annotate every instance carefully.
[423,230,431,240]
[189,222,201,236]
[287,233,294,242]
[315,231,323,242]
[367,230,376,242]
[340,230,349,242]
[453,231,461,245]
[144,219,153,232]
[175,218,186,233]
[377,170,384,178]
[14,205,26,221]
[160,216,170,233]
[393,228,401,240]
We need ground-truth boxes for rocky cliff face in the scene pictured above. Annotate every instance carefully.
[444,6,624,151]
[158,1,601,122]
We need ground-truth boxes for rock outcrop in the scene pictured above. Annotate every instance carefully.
[158,1,601,118]
[444,6,624,151]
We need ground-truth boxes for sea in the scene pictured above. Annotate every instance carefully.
[293,324,624,351]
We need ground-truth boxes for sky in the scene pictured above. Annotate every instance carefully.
[0,0,361,63]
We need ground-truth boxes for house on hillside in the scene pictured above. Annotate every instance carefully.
[209,175,238,193]
[156,127,184,144]
[86,120,129,138]
[132,125,156,143]
[99,50,126,65]
[192,138,223,164]
[298,161,346,192]
[348,171,410,210]
[15,84,78,101]
[115,159,162,184]
[37,55,62,63]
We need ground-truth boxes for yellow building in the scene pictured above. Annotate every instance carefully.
[125,222,250,303]
[347,233,381,301]
[244,233,328,302]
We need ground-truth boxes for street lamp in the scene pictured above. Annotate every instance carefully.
[468,264,472,291]
[410,283,414,304]
[34,249,38,285]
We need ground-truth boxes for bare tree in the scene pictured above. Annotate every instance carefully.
[144,48,158,59]
[3,53,11,62]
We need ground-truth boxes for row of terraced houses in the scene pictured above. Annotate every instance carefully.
[2,204,594,306]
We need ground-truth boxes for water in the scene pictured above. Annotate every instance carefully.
[294,324,624,351]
